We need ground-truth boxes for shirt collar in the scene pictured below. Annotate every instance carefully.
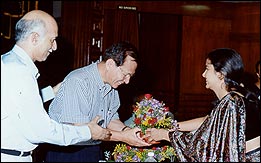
[12,45,40,79]
[92,62,112,97]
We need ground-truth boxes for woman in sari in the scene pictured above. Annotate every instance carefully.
[146,48,260,162]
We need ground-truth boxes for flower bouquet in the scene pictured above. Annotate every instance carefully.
[113,143,176,162]
[133,94,178,135]
[113,94,179,162]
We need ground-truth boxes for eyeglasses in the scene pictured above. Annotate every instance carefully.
[119,67,133,79]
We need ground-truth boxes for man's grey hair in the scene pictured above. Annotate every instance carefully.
[15,18,46,42]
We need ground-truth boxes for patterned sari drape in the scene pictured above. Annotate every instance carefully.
[169,92,258,162]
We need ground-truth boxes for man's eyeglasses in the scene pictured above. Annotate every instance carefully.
[119,67,133,79]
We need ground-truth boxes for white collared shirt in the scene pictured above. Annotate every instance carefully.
[1,45,91,154]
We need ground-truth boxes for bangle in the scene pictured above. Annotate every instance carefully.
[121,126,129,131]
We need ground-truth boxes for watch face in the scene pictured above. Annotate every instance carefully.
[97,119,104,126]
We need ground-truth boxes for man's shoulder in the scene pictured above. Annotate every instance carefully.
[2,55,28,76]
[67,64,97,79]
[2,52,26,67]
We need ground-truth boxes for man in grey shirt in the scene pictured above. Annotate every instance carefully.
[45,42,151,162]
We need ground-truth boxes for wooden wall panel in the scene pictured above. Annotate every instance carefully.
[177,16,231,120]
[229,3,260,73]
[232,4,260,33]
[230,41,260,74]
[103,9,139,51]
[61,1,91,69]
[138,13,180,93]
[137,13,180,113]
[180,16,231,94]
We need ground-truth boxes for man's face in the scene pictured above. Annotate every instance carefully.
[109,55,137,89]
[34,19,58,62]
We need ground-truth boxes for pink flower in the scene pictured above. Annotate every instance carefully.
[144,94,152,99]
[164,106,169,112]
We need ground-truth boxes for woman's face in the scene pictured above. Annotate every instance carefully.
[202,59,223,91]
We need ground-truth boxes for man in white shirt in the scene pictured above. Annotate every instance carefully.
[1,10,111,162]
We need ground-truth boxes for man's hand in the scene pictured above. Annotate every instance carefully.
[87,116,111,140]
[121,127,151,147]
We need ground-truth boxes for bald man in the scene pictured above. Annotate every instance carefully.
[1,10,111,162]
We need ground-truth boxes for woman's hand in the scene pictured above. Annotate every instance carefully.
[145,128,170,142]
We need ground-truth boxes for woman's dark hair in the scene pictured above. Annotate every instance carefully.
[208,48,258,103]
[103,41,139,66]
[207,48,244,91]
